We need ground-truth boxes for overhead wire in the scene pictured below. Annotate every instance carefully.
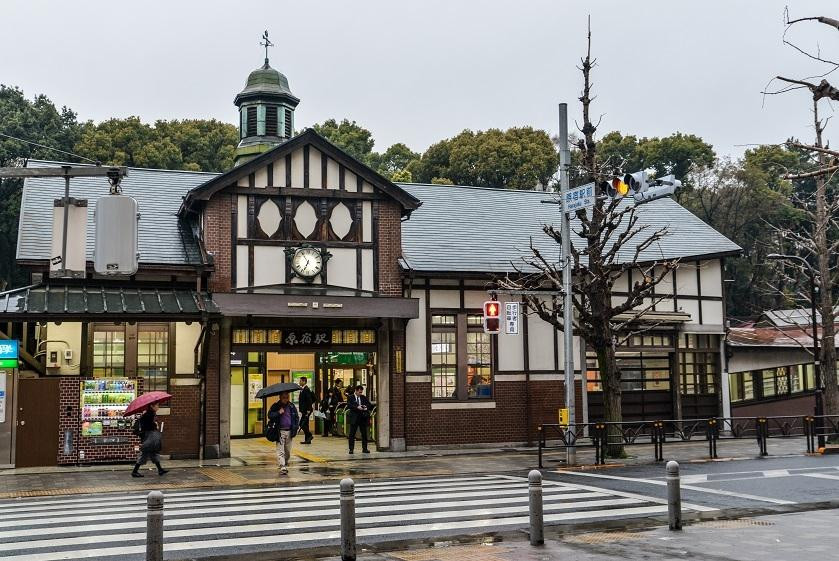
[0,131,100,164]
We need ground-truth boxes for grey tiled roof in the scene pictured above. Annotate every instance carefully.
[397,183,741,273]
[17,160,218,266]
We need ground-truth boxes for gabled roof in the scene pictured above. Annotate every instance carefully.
[761,307,839,328]
[728,324,839,348]
[17,161,216,267]
[180,129,421,216]
[397,183,741,274]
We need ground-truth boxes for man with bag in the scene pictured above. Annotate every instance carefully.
[347,385,371,454]
[297,376,315,444]
[267,391,299,475]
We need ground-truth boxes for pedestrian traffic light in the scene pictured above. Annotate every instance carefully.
[483,300,501,334]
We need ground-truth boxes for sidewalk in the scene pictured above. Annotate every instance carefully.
[318,508,838,561]
[0,435,811,498]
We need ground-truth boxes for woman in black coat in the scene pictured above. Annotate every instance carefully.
[131,403,168,477]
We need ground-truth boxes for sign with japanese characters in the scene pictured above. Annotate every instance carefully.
[281,330,331,348]
[564,182,596,212]
[505,302,520,335]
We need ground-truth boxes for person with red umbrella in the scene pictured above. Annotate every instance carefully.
[125,391,171,478]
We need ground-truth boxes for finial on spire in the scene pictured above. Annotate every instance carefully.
[260,30,274,65]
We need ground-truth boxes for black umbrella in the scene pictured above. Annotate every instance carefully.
[256,382,302,399]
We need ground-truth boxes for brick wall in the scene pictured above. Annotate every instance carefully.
[390,324,405,441]
[160,384,201,458]
[204,193,233,293]
[204,331,221,450]
[404,378,583,447]
[376,201,403,296]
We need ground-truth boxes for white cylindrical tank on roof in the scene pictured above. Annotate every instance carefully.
[94,194,139,275]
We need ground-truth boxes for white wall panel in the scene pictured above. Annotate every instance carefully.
[236,245,249,288]
[291,148,304,188]
[254,165,268,187]
[613,271,629,293]
[345,169,358,192]
[701,300,724,325]
[528,314,556,370]
[309,148,322,188]
[430,289,459,308]
[327,248,356,289]
[464,290,489,309]
[700,260,723,297]
[326,158,340,190]
[362,180,374,193]
[46,322,82,375]
[498,296,524,371]
[676,263,699,296]
[237,195,248,238]
[175,322,202,375]
[406,290,427,372]
[362,201,373,242]
[361,249,374,291]
[253,246,285,286]
[274,155,287,187]
[679,299,700,324]
[656,267,674,295]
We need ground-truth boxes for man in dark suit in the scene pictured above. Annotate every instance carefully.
[298,376,315,444]
[347,384,371,454]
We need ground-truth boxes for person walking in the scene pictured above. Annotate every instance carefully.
[298,376,315,444]
[347,385,371,454]
[321,381,341,437]
[268,391,299,475]
[131,403,168,477]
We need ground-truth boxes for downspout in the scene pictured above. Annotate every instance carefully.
[194,321,209,461]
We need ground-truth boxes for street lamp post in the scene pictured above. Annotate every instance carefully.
[767,253,825,448]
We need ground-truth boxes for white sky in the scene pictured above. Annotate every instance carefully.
[2,0,838,158]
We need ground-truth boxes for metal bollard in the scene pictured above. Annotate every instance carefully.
[340,478,357,561]
[146,491,164,561]
[665,461,682,530]
[528,470,544,545]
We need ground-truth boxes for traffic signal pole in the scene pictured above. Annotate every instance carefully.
[558,103,576,465]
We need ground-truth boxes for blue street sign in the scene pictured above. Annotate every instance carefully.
[0,340,17,360]
[564,182,596,212]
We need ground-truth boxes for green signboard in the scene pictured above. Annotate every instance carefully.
[0,359,18,369]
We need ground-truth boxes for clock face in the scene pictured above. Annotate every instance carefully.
[291,247,323,280]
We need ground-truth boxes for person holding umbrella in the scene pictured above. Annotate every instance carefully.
[257,382,302,475]
[124,391,172,478]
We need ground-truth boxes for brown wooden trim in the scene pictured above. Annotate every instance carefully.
[321,152,328,189]
[248,244,255,288]
[231,199,238,288]
[696,265,703,324]
[303,145,310,188]
[246,196,256,240]
[339,165,345,190]
[167,322,176,390]
[672,269,678,311]
[79,321,89,375]
[283,196,293,240]
[456,313,467,400]
[230,186,380,201]
[357,175,363,193]
[248,173,255,188]
[356,248,362,290]
[553,323,559,372]
[241,238,374,249]
[459,279,465,309]
[267,163,273,187]
[354,201,363,243]
[425,285,431,376]
[285,154,292,187]
[125,323,138,378]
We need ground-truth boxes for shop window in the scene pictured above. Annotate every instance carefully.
[138,325,169,392]
[431,315,457,398]
[92,326,125,378]
[679,335,718,395]
[586,351,671,392]
[466,314,492,398]
[729,373,743,402]
[430,313,494,400]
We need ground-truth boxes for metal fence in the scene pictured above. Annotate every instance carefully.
[537,414,839,467]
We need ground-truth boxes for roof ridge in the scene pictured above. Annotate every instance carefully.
[398,182,557,194]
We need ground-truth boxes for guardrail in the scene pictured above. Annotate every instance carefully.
[537,414,839,467]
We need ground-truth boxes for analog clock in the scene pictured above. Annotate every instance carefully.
[290,246,324,280]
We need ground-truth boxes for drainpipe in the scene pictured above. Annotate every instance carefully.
[194,321,209,461]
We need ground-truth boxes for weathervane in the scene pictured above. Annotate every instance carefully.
[260,30,274,64]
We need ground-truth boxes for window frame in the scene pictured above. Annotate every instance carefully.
[429,309,495,401]
[88,322,175,393]
[137,323,173,393]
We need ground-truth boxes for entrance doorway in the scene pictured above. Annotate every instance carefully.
[15,377,60,467]
[230,351,377,440]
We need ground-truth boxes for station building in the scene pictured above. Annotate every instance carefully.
[0,56,739,467]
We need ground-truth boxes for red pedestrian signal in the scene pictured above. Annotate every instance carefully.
[483,300,501,334]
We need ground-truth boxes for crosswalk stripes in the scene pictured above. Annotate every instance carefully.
[0,474,683,561]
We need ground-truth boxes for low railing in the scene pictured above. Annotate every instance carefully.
[537,414,839,467]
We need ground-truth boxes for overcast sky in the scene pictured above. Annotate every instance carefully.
[2,1,838,159]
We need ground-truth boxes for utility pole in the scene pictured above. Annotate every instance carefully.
[558,103,576,465]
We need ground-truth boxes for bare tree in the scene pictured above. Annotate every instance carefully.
[763,10,839,421]
[497,26,679,453]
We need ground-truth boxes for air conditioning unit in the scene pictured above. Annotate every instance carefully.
[94,195,139,276]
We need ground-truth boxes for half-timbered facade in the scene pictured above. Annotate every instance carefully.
[1,55,741,467]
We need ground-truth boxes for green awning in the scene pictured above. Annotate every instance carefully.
[0,284,218,320]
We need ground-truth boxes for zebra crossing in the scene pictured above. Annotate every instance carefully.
[0,474,685,560]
